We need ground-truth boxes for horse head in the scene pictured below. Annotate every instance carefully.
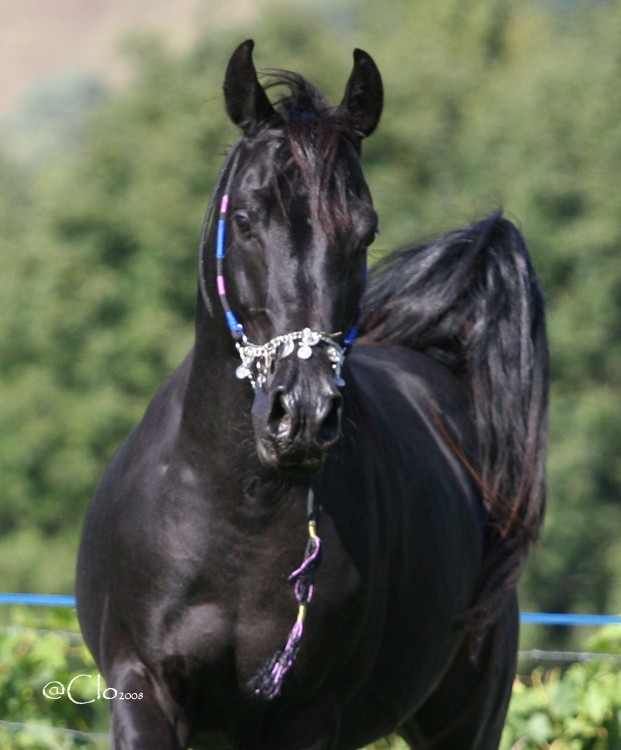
[212,40,382,470]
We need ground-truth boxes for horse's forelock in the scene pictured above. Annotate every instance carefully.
[257,72,354,239]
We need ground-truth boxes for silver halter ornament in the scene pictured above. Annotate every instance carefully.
[210,152,358,391]
[233,328,348,390]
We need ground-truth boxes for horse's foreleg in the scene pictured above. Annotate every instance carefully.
[259,697,340,750]
[399,593,519,750]
[105,660,189,750]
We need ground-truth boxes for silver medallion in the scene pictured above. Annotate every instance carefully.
[326,345,343,364]
[301,328,321,346]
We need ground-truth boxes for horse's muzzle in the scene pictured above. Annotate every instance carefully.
[251,357,343,470]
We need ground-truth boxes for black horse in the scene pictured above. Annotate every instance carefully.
[76,40,548,750]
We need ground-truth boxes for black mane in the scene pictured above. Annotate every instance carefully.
[360,213,549,639]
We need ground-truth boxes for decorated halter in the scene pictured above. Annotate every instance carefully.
[210,149,360,391]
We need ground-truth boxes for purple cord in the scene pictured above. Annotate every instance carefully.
[288,534,321,580]
[248,499,322,700]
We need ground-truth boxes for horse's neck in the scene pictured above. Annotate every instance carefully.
[182,303,250,442]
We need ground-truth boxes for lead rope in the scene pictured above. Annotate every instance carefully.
[249,489,322,700]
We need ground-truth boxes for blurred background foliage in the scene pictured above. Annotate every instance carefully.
[1,0,621,657]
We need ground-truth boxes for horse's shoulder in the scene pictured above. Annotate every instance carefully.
[90,352,193,509]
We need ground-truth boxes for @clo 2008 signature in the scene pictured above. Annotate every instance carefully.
[42,674,143,704]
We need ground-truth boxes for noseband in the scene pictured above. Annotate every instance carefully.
[233,327,348,390]
[202,144,359,391]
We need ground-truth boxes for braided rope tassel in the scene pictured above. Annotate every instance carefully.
[249,494,322,700]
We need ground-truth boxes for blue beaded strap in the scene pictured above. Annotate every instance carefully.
[215,192,244,340]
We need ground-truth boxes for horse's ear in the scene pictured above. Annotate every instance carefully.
[338,49,383,141]
[223,39,275,133]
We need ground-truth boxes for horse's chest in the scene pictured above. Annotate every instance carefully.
[161,601,234,668]
[158,529,364,703]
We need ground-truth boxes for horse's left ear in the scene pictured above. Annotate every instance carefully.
[338,49,383,141]
[223,39,275,133]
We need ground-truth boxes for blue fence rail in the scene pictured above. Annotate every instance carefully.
[0,593,76,608]
[2,593,621,626]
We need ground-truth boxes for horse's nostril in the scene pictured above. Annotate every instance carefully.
[317,395,342,447]
[264,385,342,452]
[268,389,292,439]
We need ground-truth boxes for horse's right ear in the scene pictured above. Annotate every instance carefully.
[224,39,275,134]
[338,49,383,142]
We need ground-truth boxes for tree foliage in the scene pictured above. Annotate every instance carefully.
[1,0,621,645]
[0,607,107,748]
[502,626,621,749]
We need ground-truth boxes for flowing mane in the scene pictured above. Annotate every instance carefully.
[360,212,549,639]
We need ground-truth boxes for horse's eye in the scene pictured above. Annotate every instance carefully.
[232,211,252,235]
[362,226,379,248]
